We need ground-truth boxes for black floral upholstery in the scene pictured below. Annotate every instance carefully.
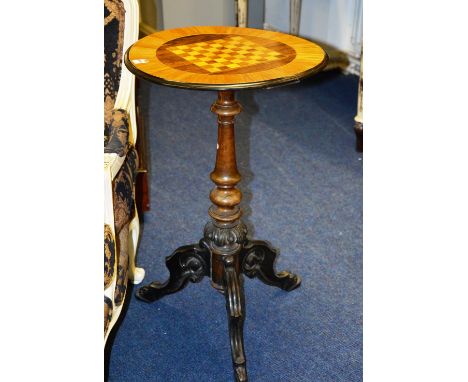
[112,147,138,233]
[104,224,116,289]
[105,0,129,157]
[104,0,139,339]
[104,296,113,334]
[105,109,130,156]
[114,223,130,306]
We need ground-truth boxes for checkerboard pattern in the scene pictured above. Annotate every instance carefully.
[167,35,286,73]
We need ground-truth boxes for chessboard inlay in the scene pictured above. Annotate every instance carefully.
[166,35,287,74]
[156,34,297,76]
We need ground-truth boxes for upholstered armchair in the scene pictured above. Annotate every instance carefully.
[104,0,145,344]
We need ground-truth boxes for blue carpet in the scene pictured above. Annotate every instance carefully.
[107,71,362,382]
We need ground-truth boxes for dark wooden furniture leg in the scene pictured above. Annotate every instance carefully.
[223,255,247,382]
[136,90,300,382]
[241,240,301,291]
[354,121,363,152]
[135,78,151,214]
[136,241,211,302]
[204,91,248,381]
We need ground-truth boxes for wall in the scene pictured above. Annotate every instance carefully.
[139,0,265,30]
[160,0,236,29]
[138,0,159,34]
[264,0,362,59]
[248,0,265,29]
[137,0,361,72]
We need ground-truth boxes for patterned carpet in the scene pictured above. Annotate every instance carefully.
[106,71,362,382]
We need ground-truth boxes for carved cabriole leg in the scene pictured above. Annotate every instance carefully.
[136,241,210,303]
[223,255,247,382]
[242,240,301,291]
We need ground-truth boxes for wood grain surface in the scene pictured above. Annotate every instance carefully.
[125,26,327,90]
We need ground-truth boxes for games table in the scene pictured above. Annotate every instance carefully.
[125,26,327,381]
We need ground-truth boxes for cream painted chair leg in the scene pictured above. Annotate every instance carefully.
[290,0,301,35]
[354,51,363,152]
[236,0,248,27]
[128,206,145,284]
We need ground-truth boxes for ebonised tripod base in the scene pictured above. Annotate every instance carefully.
[136,236,301,382]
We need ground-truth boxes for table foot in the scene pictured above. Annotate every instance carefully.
[241,240,301,291]
[136,241,211,303]
[223,255,248,382]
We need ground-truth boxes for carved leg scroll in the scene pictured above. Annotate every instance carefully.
[136,241,210,303]
[223,255,248,382]
[241,240,301,291]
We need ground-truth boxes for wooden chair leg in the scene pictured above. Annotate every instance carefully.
[135,78,151,214]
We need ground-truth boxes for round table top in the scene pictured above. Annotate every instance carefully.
[125,26,328,90]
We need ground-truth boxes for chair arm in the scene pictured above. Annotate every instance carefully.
[114,0,140,146]
[104,152,125,182]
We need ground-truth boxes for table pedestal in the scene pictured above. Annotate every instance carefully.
[136,90,301,382]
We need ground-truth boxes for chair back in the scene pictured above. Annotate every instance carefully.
[104,0,126,144]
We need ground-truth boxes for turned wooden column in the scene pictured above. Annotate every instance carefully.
[209,90,242,224]
[204,90,247,290]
